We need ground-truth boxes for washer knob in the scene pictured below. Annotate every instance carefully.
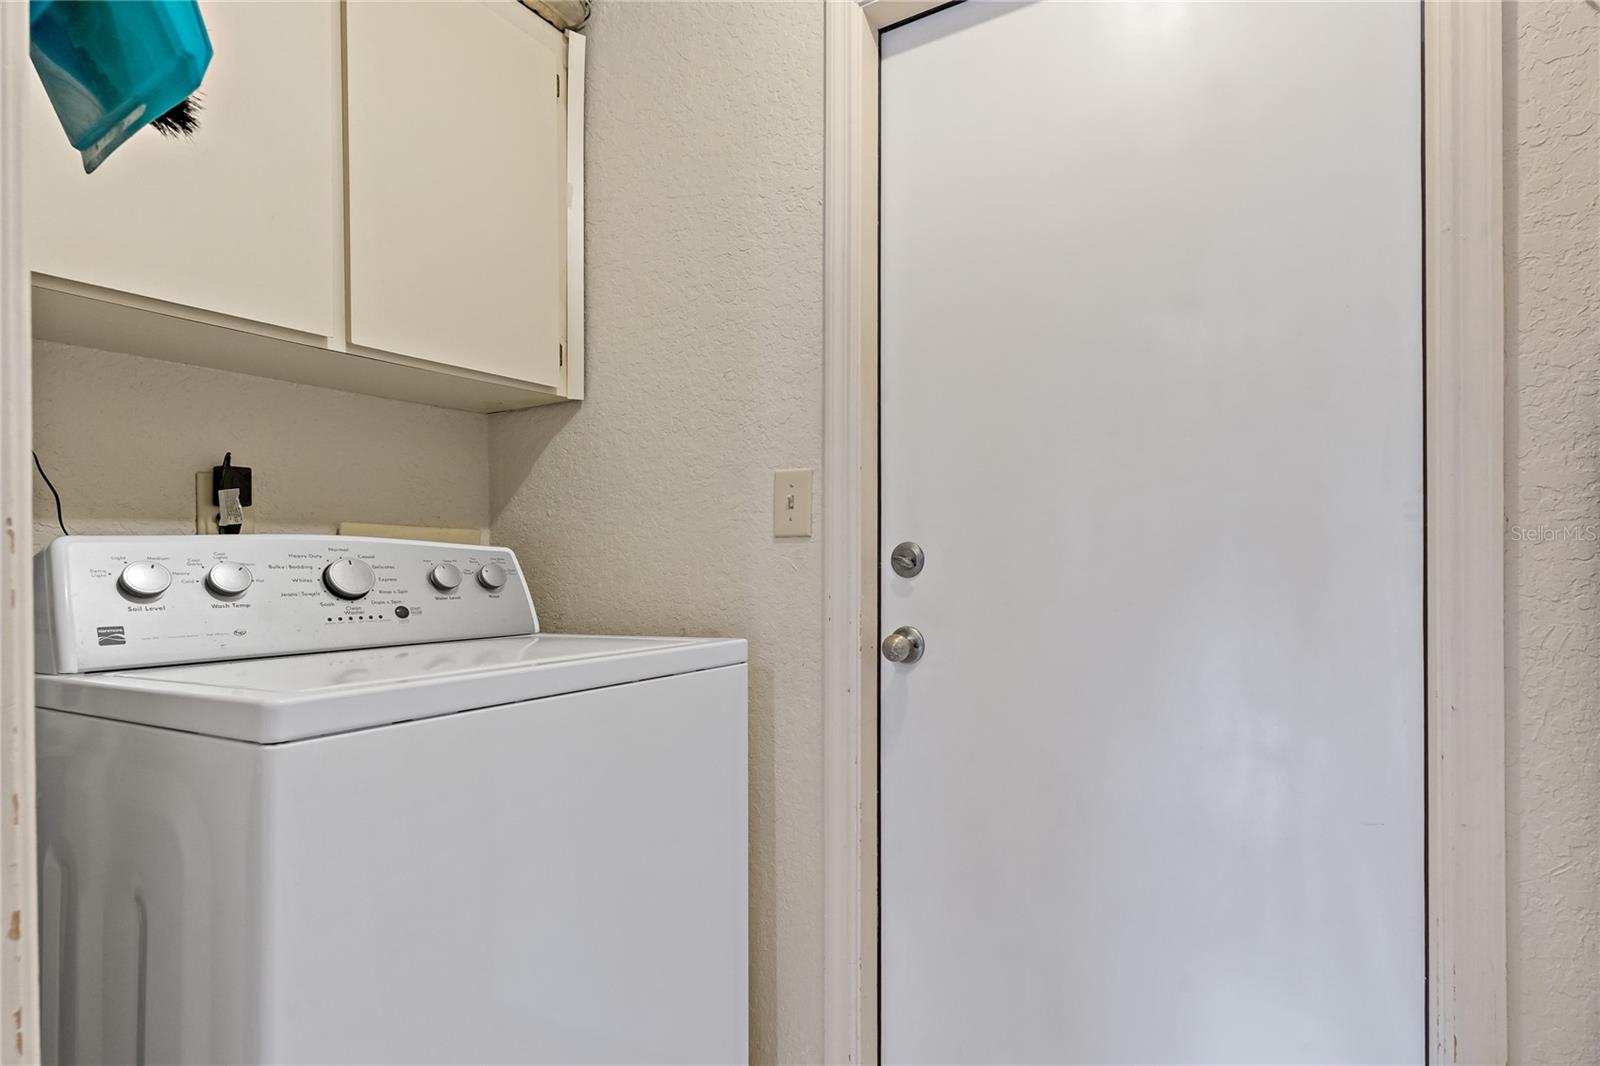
[428,563,462,592]
[477,562,508,591]
[323,558,376,600]
[118,561,171,599]
[205,562,253,597]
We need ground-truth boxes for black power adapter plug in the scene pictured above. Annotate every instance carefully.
[211,452,252,534]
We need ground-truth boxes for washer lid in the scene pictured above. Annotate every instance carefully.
[35,634,748,743]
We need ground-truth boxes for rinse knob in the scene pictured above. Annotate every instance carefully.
[476,562,508,591]
[323,558,376,600]
[205,562,253,597]
[118,561,171,599]
[428,563,462,592]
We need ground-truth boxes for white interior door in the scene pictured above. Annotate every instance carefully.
[878,3,1424,1062]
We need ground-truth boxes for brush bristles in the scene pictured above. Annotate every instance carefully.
[151,95,202,138]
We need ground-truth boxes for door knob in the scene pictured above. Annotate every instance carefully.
[881,625,926,664]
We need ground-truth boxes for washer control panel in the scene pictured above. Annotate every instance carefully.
[35,535,538,674]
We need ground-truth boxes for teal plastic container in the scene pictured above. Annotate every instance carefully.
[29,0,212,173]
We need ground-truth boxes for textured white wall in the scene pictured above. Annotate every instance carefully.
[32,341,489,546]
[1506,3,1600,1062]
[487,2,824,1061]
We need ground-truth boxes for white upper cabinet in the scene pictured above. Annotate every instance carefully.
[26,0,339,337]
[26,0,584,412]
[345,1,567,388]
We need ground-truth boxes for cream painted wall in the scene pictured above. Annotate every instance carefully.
[31,341,489,546]
[486,2,824,1062]
[1505,4,1600,1062]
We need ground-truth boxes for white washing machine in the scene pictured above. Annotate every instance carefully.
[33,535,748,1065]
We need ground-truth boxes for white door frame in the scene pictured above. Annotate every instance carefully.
[0,1,41,1063]
[819,2,1508,1062]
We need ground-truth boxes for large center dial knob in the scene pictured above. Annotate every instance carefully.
[323,558,376,600]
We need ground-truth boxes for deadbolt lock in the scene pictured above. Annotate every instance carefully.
[890,541,925,578]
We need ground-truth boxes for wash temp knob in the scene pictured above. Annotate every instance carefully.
[205,562,253,597]
[323,558,377,600]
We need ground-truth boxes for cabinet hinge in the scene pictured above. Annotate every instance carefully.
[559,344,565,367]
[556,74,562,98]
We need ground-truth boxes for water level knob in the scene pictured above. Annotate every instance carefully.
[428,563,462,592]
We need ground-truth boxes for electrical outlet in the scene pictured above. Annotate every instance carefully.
[773,468,813,538]
[196,471,256,534]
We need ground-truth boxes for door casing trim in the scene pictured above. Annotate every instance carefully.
[0,0,41,1062]
[820,1,1507,1062]
[822,3,880,1062]
[1421,2,1508,1060]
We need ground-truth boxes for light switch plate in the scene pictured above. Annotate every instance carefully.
[773,468,813,538]
[196,471,256,534]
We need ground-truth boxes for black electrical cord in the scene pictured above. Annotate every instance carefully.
[32,451,70,536]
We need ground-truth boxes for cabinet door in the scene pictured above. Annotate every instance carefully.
[26,0,339,337]
[345,1,566,388]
